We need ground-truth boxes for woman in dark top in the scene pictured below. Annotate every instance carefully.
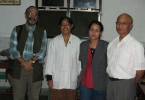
[78,20,108,100]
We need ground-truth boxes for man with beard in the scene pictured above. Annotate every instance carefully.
[9,6,47,100]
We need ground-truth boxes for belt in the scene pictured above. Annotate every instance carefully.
[109,77,123,81]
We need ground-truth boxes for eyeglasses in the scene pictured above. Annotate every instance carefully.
[116,22,131,26]
[27,12,38,17]
[60,23,71,27]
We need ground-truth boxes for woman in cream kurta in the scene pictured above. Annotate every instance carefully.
[45,17,81,100]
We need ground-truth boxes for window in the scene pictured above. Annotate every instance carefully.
[42,0,64,7]
[71,11,98,38]
[74,0,96,8]
[38,10,67,37]
[36,0,101,38]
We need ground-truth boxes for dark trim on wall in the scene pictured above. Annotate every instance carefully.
[35,0,38,7]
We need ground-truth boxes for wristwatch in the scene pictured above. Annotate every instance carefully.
[31,58,35,64]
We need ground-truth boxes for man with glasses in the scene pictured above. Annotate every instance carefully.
[106,13,145,100]
[9,6,47,100]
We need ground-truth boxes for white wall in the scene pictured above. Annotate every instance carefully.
[0,0,145,41]
[0,0,35,56]
[0,0,35,37]
[101,0,145,43]
[0,0,145,88]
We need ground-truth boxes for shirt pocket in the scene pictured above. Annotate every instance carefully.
[118,52,130,68]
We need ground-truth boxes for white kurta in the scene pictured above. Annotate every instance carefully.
[45,34,81,89]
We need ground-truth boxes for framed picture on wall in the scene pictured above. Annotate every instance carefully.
[0,0,20,5]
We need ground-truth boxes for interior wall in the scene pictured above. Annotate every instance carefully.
[101,0,145,43]
[0,0,145,41]
[0,0,35,37]
[0,0,145,88]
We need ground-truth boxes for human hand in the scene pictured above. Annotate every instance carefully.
[21,60,33,71]
[47,80,53,88]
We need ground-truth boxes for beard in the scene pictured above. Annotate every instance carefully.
[26,17,38,26]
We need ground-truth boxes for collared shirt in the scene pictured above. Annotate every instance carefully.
[9,24,47,64]
[107,33,145,79]
[45,34,81,89]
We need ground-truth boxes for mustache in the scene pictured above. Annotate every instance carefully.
[27,17,38,21]
[27,17,38,26]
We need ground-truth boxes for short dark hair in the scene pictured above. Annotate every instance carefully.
[88,20,104,32]
[58,16,73,26]
[25,6,39,15]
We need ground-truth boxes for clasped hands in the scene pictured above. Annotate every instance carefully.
[21,60,33,71]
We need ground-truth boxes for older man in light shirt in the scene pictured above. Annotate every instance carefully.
[107,13,145,100]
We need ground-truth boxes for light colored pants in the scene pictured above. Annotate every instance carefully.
[13,68,42,100]
[106,78,136,100]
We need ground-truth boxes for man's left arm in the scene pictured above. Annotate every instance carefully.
[134,43,145,83]
[136,70,145,83]
[32,30,47,63]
